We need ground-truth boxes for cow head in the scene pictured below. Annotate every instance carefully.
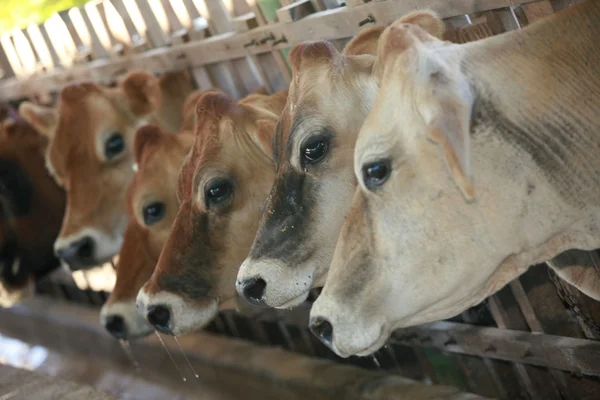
[235,28,384,308]
[137,89,287,335]
[310,9,600,357]
[0,107,65,306]
[100,123,194,340]
[41,70,192,271]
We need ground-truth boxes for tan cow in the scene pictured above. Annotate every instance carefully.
[311,2,600,357]
[100,122,195,339]
[136,88,288,335]
[235,28,384,308]
[24,70,194,271]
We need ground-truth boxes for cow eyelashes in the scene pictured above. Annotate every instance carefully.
[204,179,233,208]
[104,133,125,160]
[143,202,166,225]
[301,137,329,166]
[362,160,391,190]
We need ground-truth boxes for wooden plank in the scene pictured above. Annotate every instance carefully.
[521,0,555,22]
[84,2,115,54]
[390,321,600,377]
[519,264,600,398]
[70,7,111,59]
[0,34,24,78]
[11,29,38,75]
[103,0,135,54]
[135,0,172,47]
[276,0,317,23]
[26,24,55,71]
[0,0,538,99]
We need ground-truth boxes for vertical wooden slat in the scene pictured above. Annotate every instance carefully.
[0,34,24,78]
[103,0,134,55]
[135,0,172,47]
[121,0,152,47]
[84,2,115,55]
[198,0,263,98]
[12,29,38,75]
[70,7,111,59]
[26,24,54,71]
[43,14,79,67]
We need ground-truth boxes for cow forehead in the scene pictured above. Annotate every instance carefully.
[49,92,127,173]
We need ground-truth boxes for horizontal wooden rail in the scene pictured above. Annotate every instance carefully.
[391,321,600,377]
[0,0,536,100]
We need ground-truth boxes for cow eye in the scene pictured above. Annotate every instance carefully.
[105,133,125,160]
[143,202,165,225]
[205,179,233,207]
[301,138,328,165]
[362,161,390,190]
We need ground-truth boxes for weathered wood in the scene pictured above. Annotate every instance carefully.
[0,0,538,99]
[70,7,111,59]
[276,0,317,23]
[521,0,555,21]
[135,0,172,47]
[11,29,38,75]
[0,32,24,78]
[26,24,55,70]
[233,12,260,32]
[391,321,600,377]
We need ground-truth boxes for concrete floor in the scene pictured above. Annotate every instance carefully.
[0,298,484,400]
[0,300,333,400]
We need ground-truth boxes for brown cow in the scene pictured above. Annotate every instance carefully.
[100,122,195,339]
[235,28,384,308]
[136,88,288,335]
[0,106,65,306]
[24,70,194,271]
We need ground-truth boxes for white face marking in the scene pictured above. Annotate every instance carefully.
[54,227,124,267]
[136,288,218,336]
[100,300,152,339]
[132,163,139,173]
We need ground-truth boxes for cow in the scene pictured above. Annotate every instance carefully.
[136,88,288,335]
[100,122,195,339]
[310,2,600,357]
[98,89,208,339]
[23,70,194,271]
[0,106,65,306]
[235,28,385,308]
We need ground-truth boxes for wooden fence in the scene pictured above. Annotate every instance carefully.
[2,0,600,399]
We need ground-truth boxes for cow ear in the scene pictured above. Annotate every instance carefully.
[134,124,164,164]
[343,26,385,56]
[253,118,276,159]
[289,40,340,78]
[424,69,475,202]
[18,102,57,138]
[373,10,445,80]
[194,90,235,133]
[120,70,161,116]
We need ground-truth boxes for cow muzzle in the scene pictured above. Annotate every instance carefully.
[136,288,218,336]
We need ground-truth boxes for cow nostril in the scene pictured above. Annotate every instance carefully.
[310,317,334,348]
[105,315,127,339]
[76,236,94,260]
[241,278,267,306]
[147,305,171,333]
